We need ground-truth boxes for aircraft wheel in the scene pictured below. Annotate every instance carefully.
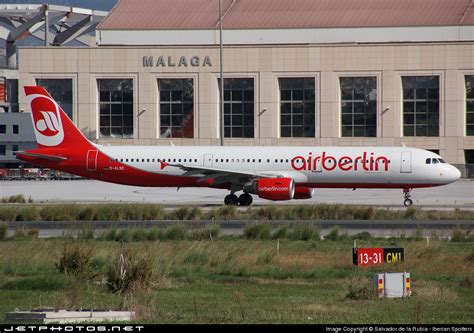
[404,198,413,207]
[224,194,239,205]
[238,193,253,206]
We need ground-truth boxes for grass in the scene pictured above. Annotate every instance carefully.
[1,203,474,222]
[0,237,472,324]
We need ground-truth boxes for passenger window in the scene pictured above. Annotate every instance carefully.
[426,158,431,164]
[267,159,270,163]
[252,159,255,162]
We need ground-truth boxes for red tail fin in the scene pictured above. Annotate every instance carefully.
[24,86,91,150]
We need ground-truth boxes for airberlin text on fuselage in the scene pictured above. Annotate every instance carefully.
[291,152,389,172]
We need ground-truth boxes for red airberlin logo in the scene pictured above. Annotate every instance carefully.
[291,152,389,172]
[31,96,61,136]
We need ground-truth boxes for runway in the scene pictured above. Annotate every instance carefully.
[1,179,473,208]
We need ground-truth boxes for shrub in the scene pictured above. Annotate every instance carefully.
[116,229,131,242]
[208,205,237,220]
[164,224,187,240]
[451,228,472,242]
[0,222,7,240]
[15,206,39,221]
[39,204,80,221]
[77,206,96,221]
[0,207,17,221]
[192,224,220,240]
[56,242,95,276]
[78,226,95,240]
[403,207,417,219]
[1,195,27,203]
[132,229,148,242]
[183,249,209,265]
[104,229,118,241]
[351,231,372,241]
[459,276,472,288]
[272,225,288,240]
[106,248,155,294]
[147,228,163,241]
[290,224,320,241]
[326,227,341,241]
[256,250,275,265]
[243,223,271,240]
[345,278,373,300]
[13,227,39,239]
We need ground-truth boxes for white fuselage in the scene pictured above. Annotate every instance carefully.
[99,145,461,187]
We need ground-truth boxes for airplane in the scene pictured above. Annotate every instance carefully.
[16,86,461,207]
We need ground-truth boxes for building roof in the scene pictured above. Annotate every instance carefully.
[98,0,474,30]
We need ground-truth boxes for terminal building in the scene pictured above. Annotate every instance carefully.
[2,0,474,175]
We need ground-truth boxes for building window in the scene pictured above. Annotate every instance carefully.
[98,79,133,138]
[13,125,19,134]
[340,77,377,137]
[36,79,73,120]
[279,78,315,137]
[0,124,5,134]
[402,76,439,137]
[466,75,474,136]
[220,78,254,138]
[12,144,18,152]
[159,79,194,138]
[0,145,5,155]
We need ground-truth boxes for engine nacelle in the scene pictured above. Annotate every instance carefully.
[251,178,295,201]
[294,187,314,200]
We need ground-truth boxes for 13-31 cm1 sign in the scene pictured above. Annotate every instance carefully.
[352,248,404,266]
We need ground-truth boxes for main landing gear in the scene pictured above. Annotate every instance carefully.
[403,188,413,207]
[224,193,253,206]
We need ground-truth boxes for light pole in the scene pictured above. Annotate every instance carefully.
[219,0,224,146]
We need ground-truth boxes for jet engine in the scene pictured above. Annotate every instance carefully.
[293,187,314,199]
[244,178,295,201]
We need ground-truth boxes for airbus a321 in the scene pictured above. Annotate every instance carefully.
[16,86,461,206]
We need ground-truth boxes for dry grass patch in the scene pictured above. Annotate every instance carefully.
[301,303,350,315]
[414,281,460,302]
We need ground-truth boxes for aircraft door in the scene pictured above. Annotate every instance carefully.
[203,154,213,168]
[86,150,98,171]
[400,151,412,173]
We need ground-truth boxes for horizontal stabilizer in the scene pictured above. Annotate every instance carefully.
[15,151,68,161]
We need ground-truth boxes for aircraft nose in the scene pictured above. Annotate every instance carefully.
[446,165,461,183]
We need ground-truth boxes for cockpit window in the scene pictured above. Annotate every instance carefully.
[432,158,439,164]
[425,158,431,164]
[439,159,446,163]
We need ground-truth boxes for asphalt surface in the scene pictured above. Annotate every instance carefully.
[8,220,473,238]
[1,179,473,208]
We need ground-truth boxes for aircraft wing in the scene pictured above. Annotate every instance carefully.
[166,162,285,185]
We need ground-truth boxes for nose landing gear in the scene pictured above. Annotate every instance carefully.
[403,188,413,207]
